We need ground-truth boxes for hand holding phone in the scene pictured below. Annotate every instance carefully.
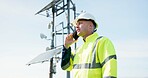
[64,31,79,49]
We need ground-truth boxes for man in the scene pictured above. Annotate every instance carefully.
[61,13,117,78]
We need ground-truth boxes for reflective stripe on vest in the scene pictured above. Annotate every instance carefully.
[73,36,103,69]
[101,55,117,67]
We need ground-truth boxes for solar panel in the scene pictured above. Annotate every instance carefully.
[35,0,62,15]
[26,47,62,65]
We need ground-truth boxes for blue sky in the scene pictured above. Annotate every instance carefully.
[0,0,148,78]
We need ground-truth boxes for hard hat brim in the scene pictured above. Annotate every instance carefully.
[71,18,98,29]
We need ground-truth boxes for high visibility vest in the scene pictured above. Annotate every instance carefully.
[61,32,117,78]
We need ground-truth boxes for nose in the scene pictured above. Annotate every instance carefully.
[75,23,79,28]
[75,26,79,31]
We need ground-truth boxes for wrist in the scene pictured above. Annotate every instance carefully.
[64,44,70,49]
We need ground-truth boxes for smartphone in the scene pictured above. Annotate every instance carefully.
[72,31,79,40]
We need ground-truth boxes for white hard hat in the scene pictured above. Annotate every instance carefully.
[71,13,98,29]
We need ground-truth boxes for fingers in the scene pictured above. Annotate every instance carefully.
[64,34,74,49]
[66,34,73,40]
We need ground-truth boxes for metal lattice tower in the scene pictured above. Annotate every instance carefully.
[27,0,77,78]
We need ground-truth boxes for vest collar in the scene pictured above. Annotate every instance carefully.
[83,32,99,42]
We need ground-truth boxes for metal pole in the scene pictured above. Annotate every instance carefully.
[67,0,70,78]
[67,0,70,34]
[73,4,77,50]
[49,4,55,78]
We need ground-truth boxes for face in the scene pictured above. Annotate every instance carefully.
[75,20,93,37]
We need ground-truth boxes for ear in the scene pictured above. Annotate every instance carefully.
[89,23,94,29]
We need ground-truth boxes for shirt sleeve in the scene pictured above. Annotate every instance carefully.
[61,45,73,71]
